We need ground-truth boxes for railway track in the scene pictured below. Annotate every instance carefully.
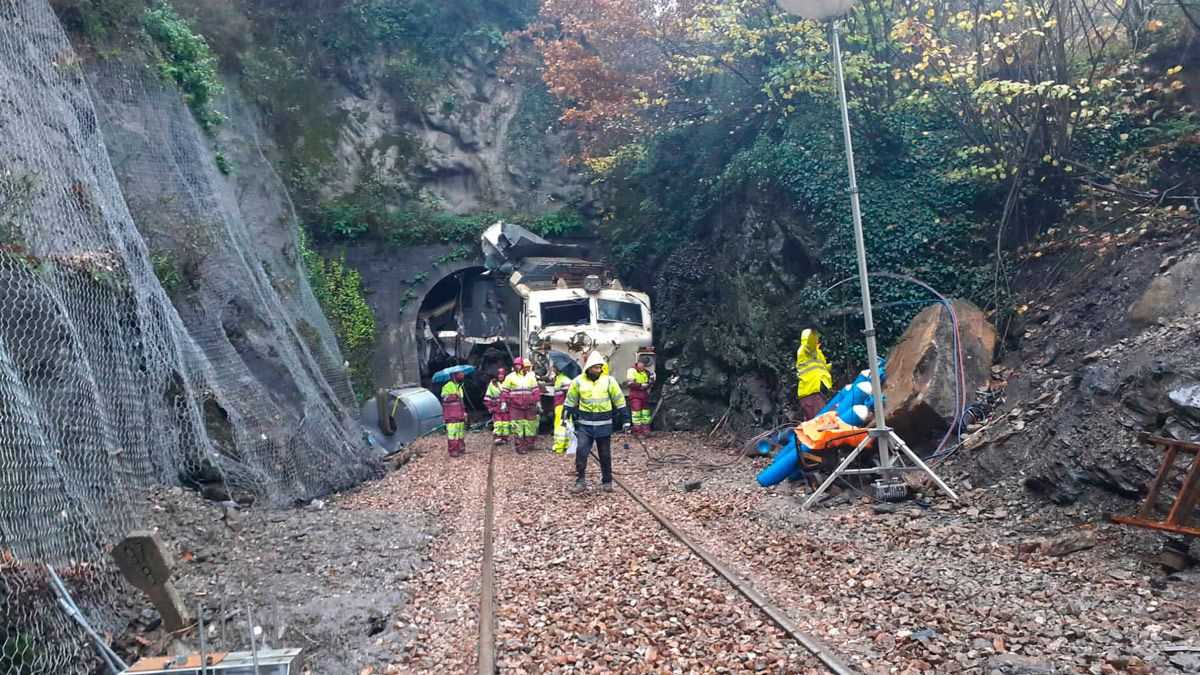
[475,444,857,674]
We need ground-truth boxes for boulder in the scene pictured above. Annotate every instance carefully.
[884,299,996,447]
[1119,364,1200,433]
[1130,251,1200,326]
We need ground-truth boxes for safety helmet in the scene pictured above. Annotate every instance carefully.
[584,351,607,371]
[496,367,507,378]
[512,357,524,368]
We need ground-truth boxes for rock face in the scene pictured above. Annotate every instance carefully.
[327,50,592,215]
[1130,251,1200,326]
[884,299,997,447]
[0,4,375,670]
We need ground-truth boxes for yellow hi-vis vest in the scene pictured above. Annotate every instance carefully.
[564,374,627,428]
[796,329,832,398]
[625,368,650,388]
[501,370,540,407]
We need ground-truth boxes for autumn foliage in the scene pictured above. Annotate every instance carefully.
[529,0,701,160]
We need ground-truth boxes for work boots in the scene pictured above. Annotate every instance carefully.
[601,482,614,493]
[570,478,586,494]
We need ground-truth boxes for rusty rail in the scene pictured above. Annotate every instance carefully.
[476,446,857,674]
[477,443,497,675]
[1110,436,1200,537]
[613,473,859,674]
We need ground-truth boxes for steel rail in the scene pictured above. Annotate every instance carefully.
[476,444,858,674]
[477,443,497,675]
[613,473,859,675]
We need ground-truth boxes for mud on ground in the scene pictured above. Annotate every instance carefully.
[131,483,431,672]
[123,428,1199,674]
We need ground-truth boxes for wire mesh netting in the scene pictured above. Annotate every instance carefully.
[0,0,378,671]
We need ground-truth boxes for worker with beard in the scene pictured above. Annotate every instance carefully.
[563,352,629,493]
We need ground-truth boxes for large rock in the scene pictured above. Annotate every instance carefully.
[884,299,996,447]
[1130,251,1200,326]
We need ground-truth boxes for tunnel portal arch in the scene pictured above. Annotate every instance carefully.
[407,264,522,397]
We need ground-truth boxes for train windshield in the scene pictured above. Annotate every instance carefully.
[597,299,643,326]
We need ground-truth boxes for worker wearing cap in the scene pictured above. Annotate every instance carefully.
[624,362,654,436]
[796,328,833,421]
[501,358,540,454]
[484,367,510,445]
[440,371,467,457]
[551,364,573,454]
[563,352,628,493]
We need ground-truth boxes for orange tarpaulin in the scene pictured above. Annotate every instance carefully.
[795,411,872,467]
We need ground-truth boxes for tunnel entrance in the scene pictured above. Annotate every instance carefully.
[416,266,522,416]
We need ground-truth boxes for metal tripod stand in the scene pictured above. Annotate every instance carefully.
[797,19,958,510]
[801,426,959,509]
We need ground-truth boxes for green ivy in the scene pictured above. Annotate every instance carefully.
[141,3,225,133]
[214,151,233,175]
[300,232,376,400]
[598,98,1001,391]
[150,250,182,295]
[304,183,586,248]
[433,244,473,267]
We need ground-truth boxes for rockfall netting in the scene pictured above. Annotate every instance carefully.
[0,0,378,671]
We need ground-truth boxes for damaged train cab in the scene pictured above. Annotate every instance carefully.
[367,222,654,454]
[421,222,655,402]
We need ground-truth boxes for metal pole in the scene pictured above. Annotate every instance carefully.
[245,606,261,675]
[47,565,129,673]
[197,599,208,675]
[829,21,892,472]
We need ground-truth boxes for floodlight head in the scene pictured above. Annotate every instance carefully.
[775,0,857,20]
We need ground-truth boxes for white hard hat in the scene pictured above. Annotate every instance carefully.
[584,351,607,370]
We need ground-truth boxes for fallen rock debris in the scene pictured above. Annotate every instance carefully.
[134,431,1199,673]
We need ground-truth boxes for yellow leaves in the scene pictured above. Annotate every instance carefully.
[1167,65,1183,76]
[584,154,619,176]
[1147,20,1163,32]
